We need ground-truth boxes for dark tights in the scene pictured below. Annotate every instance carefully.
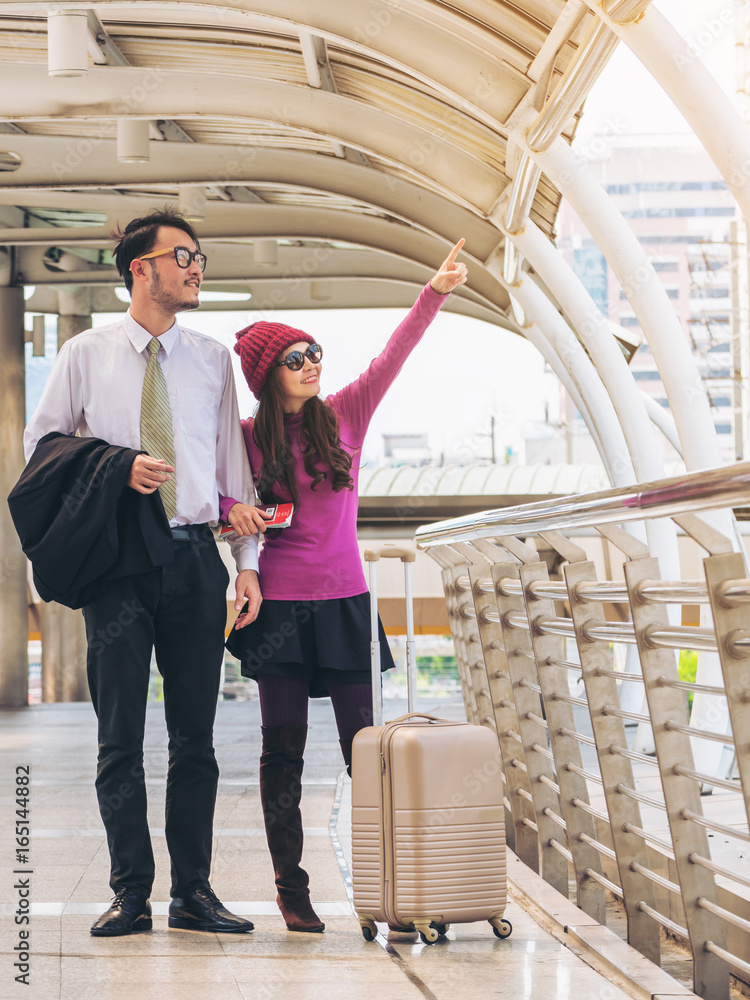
[257,675,372,740]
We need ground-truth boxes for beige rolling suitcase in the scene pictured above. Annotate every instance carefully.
[351,545,511,944]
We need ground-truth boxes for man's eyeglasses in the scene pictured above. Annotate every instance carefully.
[138,246,207,272]
[276,344,323,371]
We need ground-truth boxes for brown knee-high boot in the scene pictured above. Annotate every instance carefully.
[338,738,353,778]
[259,724,324,932]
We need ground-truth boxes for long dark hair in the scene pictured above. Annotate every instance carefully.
[253,371,354,504]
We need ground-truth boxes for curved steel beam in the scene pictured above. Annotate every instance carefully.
[0,0,543,130]
[11,201,512,319]
[0,65,505,214]
[0,139,505,258]
[508,219,662,480]
[521,321,614,483]
[510,108,723,478]
[504,221,680,575]
[494,262,632,487]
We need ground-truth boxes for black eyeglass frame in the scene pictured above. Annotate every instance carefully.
[138,245,208,272]
[275,344,323,371]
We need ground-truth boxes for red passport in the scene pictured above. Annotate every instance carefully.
[219,502,294,538]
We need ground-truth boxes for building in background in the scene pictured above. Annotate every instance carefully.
[556,137,737,464]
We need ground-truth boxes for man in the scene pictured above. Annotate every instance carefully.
[24,209,262,936]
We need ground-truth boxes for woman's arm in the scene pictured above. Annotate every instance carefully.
[218,416,273,534]
[329,240,468,433]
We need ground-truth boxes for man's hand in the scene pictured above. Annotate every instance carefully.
[234,569,262,628]
[430,238,468,295]
[227,502,273,536]
[129,454,175,494]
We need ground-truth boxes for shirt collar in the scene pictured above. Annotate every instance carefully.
[124,309,180,357]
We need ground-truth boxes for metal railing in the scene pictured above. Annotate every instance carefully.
[416,463,750,1000]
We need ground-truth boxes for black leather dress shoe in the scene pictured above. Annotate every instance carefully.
[168,886,254,933]
[90,889,152,937]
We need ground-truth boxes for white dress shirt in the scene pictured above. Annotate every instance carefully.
[24,311,258,572]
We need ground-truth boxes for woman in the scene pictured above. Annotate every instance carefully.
[222,239,468,933]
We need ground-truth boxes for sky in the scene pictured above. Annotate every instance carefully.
[577,0,736,145]
[29,0,741,470]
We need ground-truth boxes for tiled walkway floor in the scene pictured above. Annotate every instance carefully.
[0,695,673,1000]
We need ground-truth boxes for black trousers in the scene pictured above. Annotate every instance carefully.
[83,529,229,898]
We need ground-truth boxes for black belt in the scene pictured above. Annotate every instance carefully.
[170,523,210,542]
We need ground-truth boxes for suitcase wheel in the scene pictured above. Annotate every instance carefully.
[414,922,439,944]
[490,917,513,939]
[434,923,449,937]
[360,918,377,942]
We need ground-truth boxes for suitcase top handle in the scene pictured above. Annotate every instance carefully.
[364,543,416,563]
[388,713,442,724]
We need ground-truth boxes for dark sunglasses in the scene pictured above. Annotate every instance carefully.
[138,246,207,272]
[276,344,323,371]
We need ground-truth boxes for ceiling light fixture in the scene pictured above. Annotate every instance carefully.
[117,120,150,163]
[179,185,207,222]
[253,240,278,267]
[47,10,88,78]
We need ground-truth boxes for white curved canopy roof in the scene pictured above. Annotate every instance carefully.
[0,0,597,325]
[0,0,746,492]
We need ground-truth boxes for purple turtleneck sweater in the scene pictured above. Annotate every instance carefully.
[220,283,447,601]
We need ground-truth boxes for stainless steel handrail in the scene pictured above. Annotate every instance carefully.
[416,462,750,546]
[461,576,713,605]
[489,608,719,652]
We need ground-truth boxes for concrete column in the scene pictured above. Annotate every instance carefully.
[57,313,91,348]
[57,286,92,349]
[0,286,28,707]
[41,291,93,701]
[41,603,89,703]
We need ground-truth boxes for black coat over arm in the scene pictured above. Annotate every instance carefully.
[8,433,174,609]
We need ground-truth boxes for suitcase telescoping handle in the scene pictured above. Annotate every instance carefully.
[364,544,417,726]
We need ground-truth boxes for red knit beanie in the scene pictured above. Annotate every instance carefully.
[234,321,316,398]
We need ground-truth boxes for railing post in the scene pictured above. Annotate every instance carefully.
[703,552,750,824]
[442,565,478,725]
[519,559,606,922]
[625,556,729,1000]
[564,558,661,965]
[495,561,569,897]
[450,564,496,730]
[450,542,498,731]
[431,546,479,725]
[468,560,539,870]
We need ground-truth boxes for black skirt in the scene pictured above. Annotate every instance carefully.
[225,591,396,698]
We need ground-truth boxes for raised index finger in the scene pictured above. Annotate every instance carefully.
[445,238,465,267]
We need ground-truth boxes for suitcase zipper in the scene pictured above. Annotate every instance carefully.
[380,723,402,928]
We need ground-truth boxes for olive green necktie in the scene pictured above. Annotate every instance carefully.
[140,337,177,521]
